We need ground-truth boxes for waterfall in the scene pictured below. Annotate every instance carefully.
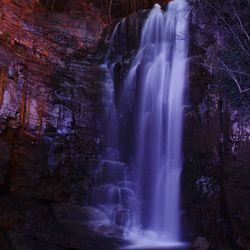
[99,0,189,247]
[126,0,190,242]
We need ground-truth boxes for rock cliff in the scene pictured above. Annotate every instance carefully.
[0,1,121,249]
[183,1,250,249]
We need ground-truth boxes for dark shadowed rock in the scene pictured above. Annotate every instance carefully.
[190,237,209,250]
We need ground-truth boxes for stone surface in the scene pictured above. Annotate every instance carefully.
[0,0,106,135]
[0,195,126,250]
[0,0,123,249]
[182,2,250,250]
[190,237,209,250]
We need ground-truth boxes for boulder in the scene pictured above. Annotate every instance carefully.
[190,237,210,250]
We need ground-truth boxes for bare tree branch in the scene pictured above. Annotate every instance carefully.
[200,63,250,78]
[204,0,250,59]
[219,58,250,94]
[51,0,55,11]
[233,10,250,42]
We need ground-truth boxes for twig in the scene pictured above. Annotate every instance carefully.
[233,10,250,42]
[219,58,250,94]
[204,0,250,59]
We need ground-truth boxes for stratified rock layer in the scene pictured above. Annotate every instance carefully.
[0,1,126,249]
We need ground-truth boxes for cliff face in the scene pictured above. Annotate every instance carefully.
[0,0,105,135]
[0,1,121,249]
[182,2,250,249]
[0,0,108,195]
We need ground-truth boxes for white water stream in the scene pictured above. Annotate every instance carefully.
[101,0,190,248]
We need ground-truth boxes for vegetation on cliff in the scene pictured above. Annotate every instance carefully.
[192,0,250,113]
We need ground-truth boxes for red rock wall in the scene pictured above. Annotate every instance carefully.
[0,2,112,248]
[0,0,106,134]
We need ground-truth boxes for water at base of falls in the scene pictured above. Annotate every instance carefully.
[120,240,188,250]
[96,0,190,247]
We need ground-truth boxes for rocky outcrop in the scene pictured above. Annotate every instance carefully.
[0,0,107,193]
[0,0,122,249]
[190,237,210,250]
[0,195,126,250]
[0,0,106,135]
[182,2,250,249]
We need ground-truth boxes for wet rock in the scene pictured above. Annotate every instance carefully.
[190,237,210,250]
[102,160,127,183]
[195,176,220,199]
[91,184,121,205]
[115,209,131,227]
[98,224,125,237]
[51,204,109,228]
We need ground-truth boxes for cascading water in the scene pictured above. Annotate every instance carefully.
[96,0,189,247]
[126,0,190,244]
[90,19,134,232]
